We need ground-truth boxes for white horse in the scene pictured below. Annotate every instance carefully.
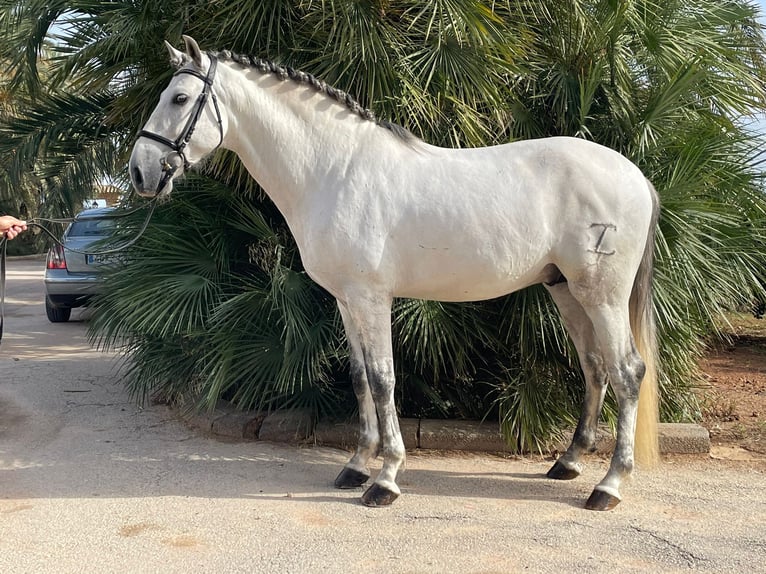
[130,36,660,511]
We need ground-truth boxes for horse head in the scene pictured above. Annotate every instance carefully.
[129,35,226,198]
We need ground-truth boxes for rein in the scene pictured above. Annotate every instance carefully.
[26,200,159,256]
[0,199,159,344]
[137,54,223,193]
[3,56,224,342]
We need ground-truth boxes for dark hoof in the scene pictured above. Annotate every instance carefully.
[585,489,621,511]
[334,467,370,489]
[546,460,580,481]
[361,483,399,507]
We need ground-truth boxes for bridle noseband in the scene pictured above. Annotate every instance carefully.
[137,54,224,191]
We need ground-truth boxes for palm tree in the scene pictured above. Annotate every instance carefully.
[0,0,764,451]
[0,39,54,253]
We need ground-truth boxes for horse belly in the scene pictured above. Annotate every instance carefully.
[298,223,550,303]
[297,182,554,303]
[391,241,551,302]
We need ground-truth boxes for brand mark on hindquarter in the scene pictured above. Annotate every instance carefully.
[589,223,616,256]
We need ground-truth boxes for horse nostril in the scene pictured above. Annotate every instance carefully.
[131,165,144,188]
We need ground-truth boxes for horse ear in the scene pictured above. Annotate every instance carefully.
[164,41,187,69]
[182,35,204,69]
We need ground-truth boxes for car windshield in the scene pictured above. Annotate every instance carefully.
[68,218,115,237]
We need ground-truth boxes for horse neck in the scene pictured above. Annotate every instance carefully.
[216,61,374,219]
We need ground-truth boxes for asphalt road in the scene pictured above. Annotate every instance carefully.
[1,257,765,574]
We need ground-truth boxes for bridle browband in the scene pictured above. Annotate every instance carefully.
[137,53,224,191]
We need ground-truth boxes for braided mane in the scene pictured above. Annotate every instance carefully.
[211,50,416,143]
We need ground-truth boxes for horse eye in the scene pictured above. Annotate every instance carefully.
[173,94,189,105]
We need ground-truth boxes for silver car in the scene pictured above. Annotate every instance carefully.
[44,207,118,322]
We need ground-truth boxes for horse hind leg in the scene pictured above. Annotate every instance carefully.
[575,296,646,511]
[544,281,609,481]
[334,302,379,490]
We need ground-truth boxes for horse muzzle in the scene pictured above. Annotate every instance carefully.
[129,153,183,198]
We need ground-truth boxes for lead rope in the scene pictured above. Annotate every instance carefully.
[0,236,6,342]
[0,198,159,345]
[28,200,158,256]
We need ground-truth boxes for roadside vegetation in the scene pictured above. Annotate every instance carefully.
[0,0,765,452]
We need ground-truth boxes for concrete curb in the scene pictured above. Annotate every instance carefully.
[8,253,46,261]
[179,401,710,455]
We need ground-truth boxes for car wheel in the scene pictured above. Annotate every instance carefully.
[45,296,72,323]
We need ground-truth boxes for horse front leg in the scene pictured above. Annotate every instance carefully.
[334,302,379,489]
[360,352,404,507]
[336,296,404,507]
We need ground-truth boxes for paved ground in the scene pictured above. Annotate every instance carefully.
[1,257,765,573]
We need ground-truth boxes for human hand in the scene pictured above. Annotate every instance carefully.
[0,215,28,240]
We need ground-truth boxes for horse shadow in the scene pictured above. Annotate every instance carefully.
[244,457,599,510]
[2,437,595,510]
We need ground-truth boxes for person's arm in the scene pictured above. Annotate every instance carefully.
[0,216,27,239]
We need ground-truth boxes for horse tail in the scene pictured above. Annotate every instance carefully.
[631,178,661,468]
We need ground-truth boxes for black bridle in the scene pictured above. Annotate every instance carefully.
[137,54,224,191]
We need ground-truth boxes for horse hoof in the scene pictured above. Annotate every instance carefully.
[361,483,399,507]
[585,489,621,511]
[334,467,370,489]
[546,460,580,481]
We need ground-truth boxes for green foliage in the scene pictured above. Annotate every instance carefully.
[1,0,766,452]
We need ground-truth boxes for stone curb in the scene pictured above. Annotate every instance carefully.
[8,253,46,261]
[179,402,710,455]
